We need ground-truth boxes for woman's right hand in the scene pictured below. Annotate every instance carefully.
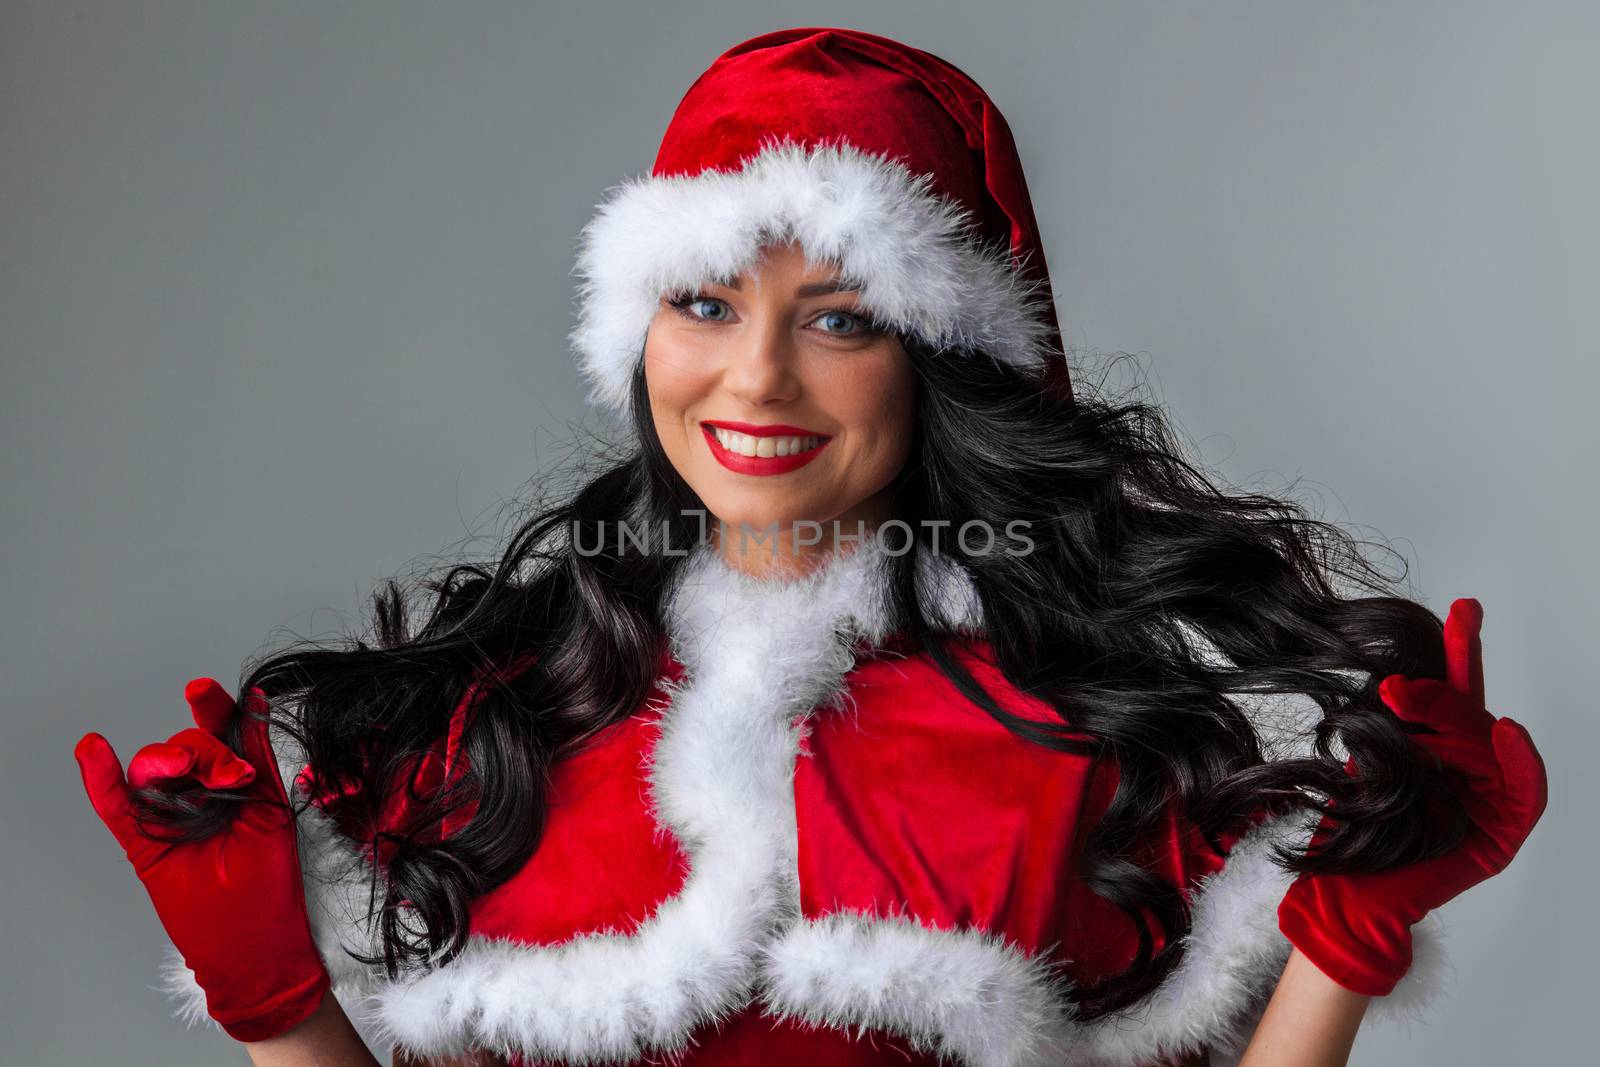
[74,678,332,1042]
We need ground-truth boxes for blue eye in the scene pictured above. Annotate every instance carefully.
[665,292,880,337]
[676,295,730,321]
[814,310,863,335]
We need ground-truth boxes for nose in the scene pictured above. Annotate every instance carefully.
[718,310,801,406]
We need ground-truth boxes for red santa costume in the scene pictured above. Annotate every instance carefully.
[163,532,1444,1066]
[132,25,1476,1067]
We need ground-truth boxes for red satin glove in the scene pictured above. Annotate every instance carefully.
[74,679,331,1041]
[1277,598,1548,996]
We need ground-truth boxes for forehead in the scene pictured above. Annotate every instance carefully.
[708,240,857,292]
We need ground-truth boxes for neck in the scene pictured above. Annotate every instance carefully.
[665,534,986,668]
[710,521,880,581]
[710,489,899,580]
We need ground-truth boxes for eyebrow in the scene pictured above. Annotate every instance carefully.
[715,277,860,298]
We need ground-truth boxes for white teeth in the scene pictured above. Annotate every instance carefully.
[710,428,823,459]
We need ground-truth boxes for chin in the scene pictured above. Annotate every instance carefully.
[706,508,812,535]
[701,501,828,537]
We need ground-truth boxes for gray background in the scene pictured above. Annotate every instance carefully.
[3,1,1593,1063]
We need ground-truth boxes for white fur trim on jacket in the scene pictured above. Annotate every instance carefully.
[568,137,1060,414]
[361,537,931,1061]
[158,538,1447,1063]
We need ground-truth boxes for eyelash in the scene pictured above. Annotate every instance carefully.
[666,293,883,336]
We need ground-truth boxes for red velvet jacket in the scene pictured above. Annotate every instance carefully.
[164,540,1443,1065]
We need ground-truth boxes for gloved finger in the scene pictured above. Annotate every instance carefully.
[127,741,199,791]
[1443,598,1486,708]
[1379,675,1495,742]
[127,719,258,792]
[184,677,239,737]
[74,732,138,850]
[236,691,286,803]
[1490,717,1549,840]
[176,727,255,789]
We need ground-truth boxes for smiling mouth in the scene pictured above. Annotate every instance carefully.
[701,422,831,475]
[706,425,826,458]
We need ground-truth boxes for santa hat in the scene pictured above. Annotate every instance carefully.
[569,26,1073,414]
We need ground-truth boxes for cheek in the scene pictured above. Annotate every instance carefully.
[833,354,917,466]
[643,328,711,435]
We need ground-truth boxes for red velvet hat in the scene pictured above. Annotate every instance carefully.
[570,27,1072,413]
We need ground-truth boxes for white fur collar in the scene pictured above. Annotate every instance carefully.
[360,538,984,1061]
[663,533,985,654]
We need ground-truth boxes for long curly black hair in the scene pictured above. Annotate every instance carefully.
[135,338,1467,1020]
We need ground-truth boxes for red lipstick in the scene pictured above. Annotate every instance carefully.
[701,420,831,476]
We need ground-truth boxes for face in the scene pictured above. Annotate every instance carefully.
[644,240,917,575]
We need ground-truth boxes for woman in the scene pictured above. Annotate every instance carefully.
[73,27,1546,1067]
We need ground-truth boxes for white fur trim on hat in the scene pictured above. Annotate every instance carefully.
[568,137,1059,414]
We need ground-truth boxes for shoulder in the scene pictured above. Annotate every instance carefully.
[844,634,1084,730]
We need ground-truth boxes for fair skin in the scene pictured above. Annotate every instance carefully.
[240,991,379,1067]
[643,239,918,579]
[246,241,1368,1066]
[1239,949,1372,1066]
[239,989,498,1067]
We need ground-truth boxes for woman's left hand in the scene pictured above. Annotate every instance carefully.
[1276,597,1549,996]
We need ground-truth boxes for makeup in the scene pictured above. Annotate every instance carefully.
[701,420,832,476]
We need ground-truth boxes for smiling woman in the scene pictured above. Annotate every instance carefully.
[71,24,1545,1067]
[645,241,918,576]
